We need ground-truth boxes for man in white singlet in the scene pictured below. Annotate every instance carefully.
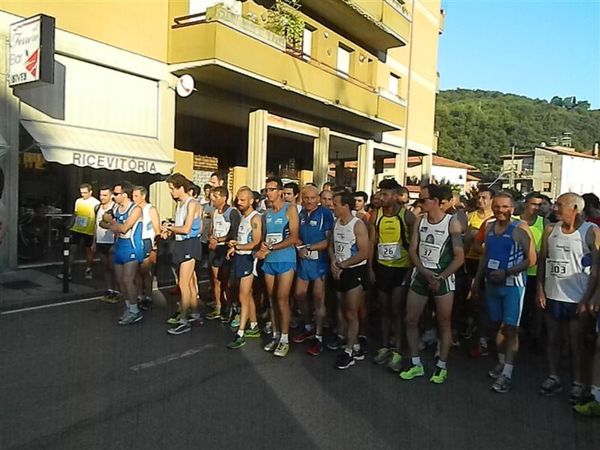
[93,185,117,303]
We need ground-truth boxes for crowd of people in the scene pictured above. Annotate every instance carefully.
[65,173,600,417]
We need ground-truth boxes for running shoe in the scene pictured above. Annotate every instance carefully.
[430,367,448,384]
[335,351,355,370]
[326,335,346,351]
[227,335,246,349]
[205,308,221,321]
[400,365,425,380]
[488,363,504,379]
[293,329,316,344]
[358,336,369,355]
[167,321,191,335]
[103,292,120,304]
[220,308,233,324]
[373,347,392,365]
[539,376,563,396]
[188,313,204,327]
[85,268,93,280]
[101,291,113,302]
[307,339,323,356]
[167,311,181,325]
[469,342,489,358]
[230,313,241,328]
[118,310,143,326]
[263,339,278,352]
[244,327,261,338]
[387,352,402,373]
[263,321,273,335]
[573,400,600,417]
[353,348,365,361]
[491,374,511,393]
[274,342,289,357]
[569,382,587,404]
[138,297,153,311]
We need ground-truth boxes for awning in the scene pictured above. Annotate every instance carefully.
[21,120,175,175]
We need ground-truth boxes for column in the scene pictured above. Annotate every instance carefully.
[421,153,433,184]
[247,109,268,191]
[357,139,374,193]
[394,149,407,185]
[312,127,330,190]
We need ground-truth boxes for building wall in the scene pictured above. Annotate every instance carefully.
[405,164,467,192]
[0,0,170,61]
[559,156,600,196]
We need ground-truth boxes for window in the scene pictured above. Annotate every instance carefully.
[388,73,401,96]
[543,162,553,172]
[337,44,352,76]
[543,182,552,192]
[302,27,314,59]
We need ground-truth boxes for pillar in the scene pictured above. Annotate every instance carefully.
[357,139,374,194]
[421,153,433,184]
[312,127,330,190]
[394,149,407,185]
[247,109,268,191]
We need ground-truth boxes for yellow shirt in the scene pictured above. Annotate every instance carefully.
[71,196,100,236]
[466,210,492,260]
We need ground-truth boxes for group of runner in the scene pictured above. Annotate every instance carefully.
[69,173,600,417]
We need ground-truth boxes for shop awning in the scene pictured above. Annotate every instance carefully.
[21,120,175,175]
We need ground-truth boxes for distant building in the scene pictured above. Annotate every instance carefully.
[501,144,600,199]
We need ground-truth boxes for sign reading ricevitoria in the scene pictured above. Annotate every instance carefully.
[9,14,55,87]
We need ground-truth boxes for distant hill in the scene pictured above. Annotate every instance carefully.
[435,89,600,178]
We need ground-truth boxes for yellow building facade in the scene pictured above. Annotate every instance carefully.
[0,0,442,269]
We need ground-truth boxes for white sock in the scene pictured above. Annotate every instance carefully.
[437,360,447,369]
[591,385,600,402]
[353,343,360,352]
[344,348,353,356]
[502,363,514,378]
[237,329,244,338]
[498,353,505,364]
[315,335,322,342]
[273,331,281,341]
[280,333,289,344]
[412,357,422,366]
[479,337,487,347]
[250,321,258,330]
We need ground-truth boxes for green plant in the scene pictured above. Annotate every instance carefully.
[264,0,305,53]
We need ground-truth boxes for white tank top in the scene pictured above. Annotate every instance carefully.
[213,207,232,239]
[417,214,452,270]
[544,221,596,303]
[333,216,366,268]
[141,203,156,241]
[236,210,259,255]
[95,202,115,244]
[175,197,192,241]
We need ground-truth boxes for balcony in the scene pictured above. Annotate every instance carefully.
[295,0,410,56]
[169,6,406,136]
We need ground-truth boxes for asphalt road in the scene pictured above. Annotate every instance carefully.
[1,292,599,450]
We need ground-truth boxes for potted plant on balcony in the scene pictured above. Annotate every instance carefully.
[264,0,304,56]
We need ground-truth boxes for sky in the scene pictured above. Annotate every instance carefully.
[438,0,600,109]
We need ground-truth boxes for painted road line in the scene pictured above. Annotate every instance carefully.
[130,344,215,371]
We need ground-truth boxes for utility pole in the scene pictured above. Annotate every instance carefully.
[508,144,515,190]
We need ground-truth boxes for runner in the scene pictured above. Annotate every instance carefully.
[226,187,262,349]
[199,183,214,270]
[65,183,100,280]
[132,186,160,311]
[320,190,334,211]
[162,173,202,335]
[465,188,494,356]
[284,182,302,213]
[329,191,369,369]
[537,193,599,402]
[354,191,371,224]
[573,304,600,416]
[93,185,118,303]
[400,184,464,383]
[293,184,334,356]
[471,192,535,393]
[369,179,414,372]
[206,186,241,322]
[108,182,144,325]
[258,177,299,358]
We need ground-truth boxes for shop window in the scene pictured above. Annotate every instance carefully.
[302,26,314,60]
[337,44,353,77]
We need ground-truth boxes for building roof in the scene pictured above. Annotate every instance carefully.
[501,146,599,160]
[466,174,481,181]
[407,155,476,170]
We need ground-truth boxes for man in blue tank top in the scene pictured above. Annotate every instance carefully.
[471,192,535,393]
[257,177,299,358]
[108,181,144,326]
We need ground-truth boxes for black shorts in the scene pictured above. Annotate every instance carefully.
[333,265,368,293]
[547,299,578,321]
[465,258,479,277]
[233,254,255,279]
[172,239,202,267]
[375,263,409,292]
[71,231,93,247]
[96,243,113,255]
[209,246,229,268]
[143,239,154,259]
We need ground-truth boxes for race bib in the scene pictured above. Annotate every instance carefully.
[335,241,351,263]
[266,233,283,246]
[378,243,401,261]
[420,242,441,269]
[487,259,500,270]
[75,216,88,228]
[213,220,230,238]
[305,250,319,260]
[547,259,570,278]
